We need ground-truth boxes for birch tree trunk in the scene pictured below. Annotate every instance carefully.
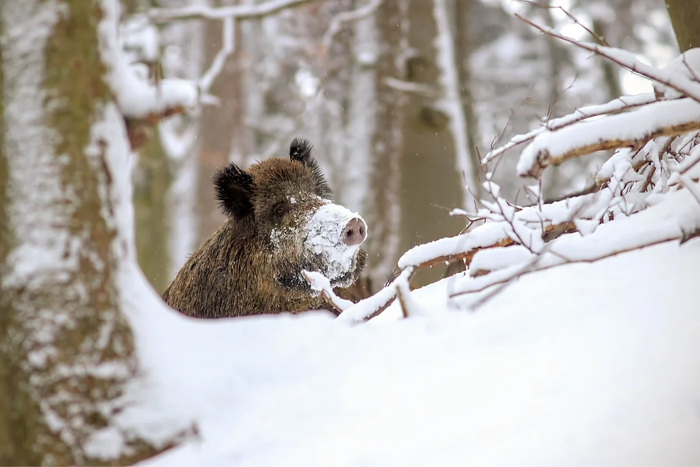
[0,1,184,463]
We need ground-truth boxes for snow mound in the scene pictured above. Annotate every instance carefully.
[135,238,700,466]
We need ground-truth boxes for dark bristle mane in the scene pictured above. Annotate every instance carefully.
[214,162,255,219]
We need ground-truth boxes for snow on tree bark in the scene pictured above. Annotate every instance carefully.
[0,0,187,463]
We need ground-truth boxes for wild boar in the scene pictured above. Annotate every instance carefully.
[163,138,367,318]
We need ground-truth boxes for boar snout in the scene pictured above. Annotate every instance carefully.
[343,218,366,246]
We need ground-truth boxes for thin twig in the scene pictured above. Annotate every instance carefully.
[516,0,609,46]
[515,13,700,104]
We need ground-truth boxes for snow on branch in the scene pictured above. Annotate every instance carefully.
[149,0,316,21]
[517,98,700,178]
[336,269,413,323]
[100,5,198,149]
[302,270,354,315]
[515,14,700,104]
[450,188,700,304]
[482,93,657,165]
[397,192,605,271]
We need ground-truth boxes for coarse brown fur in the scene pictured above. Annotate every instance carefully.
[163,139,367,318]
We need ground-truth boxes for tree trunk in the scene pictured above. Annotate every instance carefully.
[362,0,410,292]
[0,1,184,463]
[454,0,481,197]
[400,0,467,287]
[666,0,700,52]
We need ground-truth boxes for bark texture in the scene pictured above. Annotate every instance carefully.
[0,1,175,464]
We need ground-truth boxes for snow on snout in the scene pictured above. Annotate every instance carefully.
[304,202,366,280]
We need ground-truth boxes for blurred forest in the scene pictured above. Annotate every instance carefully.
[130,0,678,293]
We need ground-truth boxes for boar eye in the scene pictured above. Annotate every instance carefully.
[272,202,289,218]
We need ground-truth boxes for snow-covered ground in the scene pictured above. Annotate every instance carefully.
[131,231,700,465]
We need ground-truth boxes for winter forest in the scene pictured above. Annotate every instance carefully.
[2,0,700,464]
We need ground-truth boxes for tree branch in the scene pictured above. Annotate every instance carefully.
[150,0,317,21]
[515,13,700,104]
[482,93,656,164]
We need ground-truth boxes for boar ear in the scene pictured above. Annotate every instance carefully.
[289,137,332,197]
[215,163,255,219]
[289,137,314,165]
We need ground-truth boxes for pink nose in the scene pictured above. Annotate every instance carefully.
[342,218,366,246]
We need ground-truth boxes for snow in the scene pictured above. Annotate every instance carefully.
[303,202,367,282]
[135,227,700,466]
[397,192,601,270]
[125,161,700,464]
[302,270,354,311]
[469,245,535,275]
[100,0,198,119]
[483,93,657,165]
[121,14,160,62]
[653,48,700,99]
[450,188,700,298]
[2,0,63,289]
[517,98,700,178]
[337,269,412,323]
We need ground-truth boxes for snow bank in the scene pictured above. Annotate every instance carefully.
[134,213,700,465]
